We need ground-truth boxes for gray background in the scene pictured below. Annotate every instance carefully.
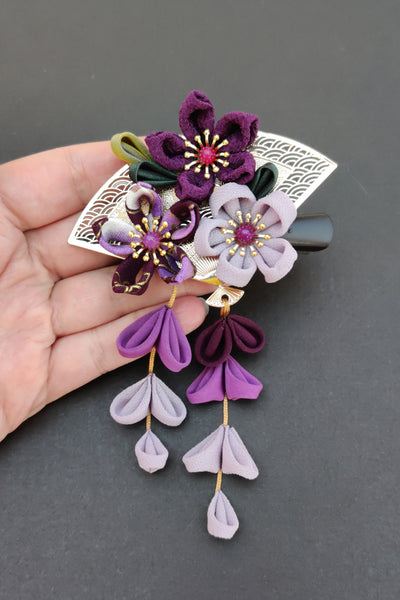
[1,1,399,599]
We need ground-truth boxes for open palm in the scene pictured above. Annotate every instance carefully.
[0,142,212,441]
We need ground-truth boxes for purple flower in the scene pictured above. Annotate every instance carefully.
[92,183,199,295]
[194,182,298,287]
[145,90,258,203]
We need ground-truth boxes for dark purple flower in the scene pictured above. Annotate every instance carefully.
[145,90,259,203]
[92,183,199,295]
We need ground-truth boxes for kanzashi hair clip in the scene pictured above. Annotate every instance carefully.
[69,91,336,539]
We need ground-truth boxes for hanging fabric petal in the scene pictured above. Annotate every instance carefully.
[135,429,169,473]
[194,318,233,367]
[221,426,259,480]
[117,306,167,358]
[150,374,187,427]
[207,490,239,540]
[186,363,225,404]
[224,356,263,400]
[227,315,265,354]
[182,425,224,473]
[109,375,152,425]
[157,308,192,372]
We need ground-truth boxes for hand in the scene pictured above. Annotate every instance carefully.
[0,142,213,442]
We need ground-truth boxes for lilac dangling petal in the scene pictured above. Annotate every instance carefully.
[221,426,259,480]
[150,374,187,427]
[207,490,239,540]
[109,374,152,424]
[227,314,265,354]
[182,425,224,473]
[186,363,225,404]
[117,306,167,358]
[135,429,168,473]
[157,308,192,372]
[224,356,263,400]
[194,318,233,367]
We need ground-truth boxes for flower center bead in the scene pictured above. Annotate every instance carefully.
[222,211,272,257]
[183,129,230,179]
[128,217,173,265]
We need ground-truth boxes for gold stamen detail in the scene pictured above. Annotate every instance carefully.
[256,241,264,248]
[229,243,239,256]
[143,252,150,261]
[225,238,232,244]
[239,247,246,257]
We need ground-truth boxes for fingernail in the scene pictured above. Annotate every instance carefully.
[200,297,210,316]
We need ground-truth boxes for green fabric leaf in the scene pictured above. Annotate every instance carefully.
[248,163,279,199]
[129,160,178,188]
[111,132,152,164]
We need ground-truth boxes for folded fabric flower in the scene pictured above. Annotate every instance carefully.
[207,490,239,540]
[145,90,258,202]
[116,305,192,372]
[92,182,199,294]
[135,429,169,473]
[110,373,187,427]
[187,355,263,404]
[195,182,298,287]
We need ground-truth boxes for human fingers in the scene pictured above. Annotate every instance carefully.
[46,296,207,403]
[51,267,215,337]
[0,142,124,231]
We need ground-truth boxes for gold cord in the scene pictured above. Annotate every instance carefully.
[166,285,179,308]
[223,394,228,426]
[148,346,157,374]
[145,412,152,431]
[215,469,222,492]
[220,297,230,318]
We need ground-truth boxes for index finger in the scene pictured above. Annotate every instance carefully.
[0,141,124,231]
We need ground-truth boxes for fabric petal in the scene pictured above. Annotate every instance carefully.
[157,247,194,285]
[175,169,215,202]
[221,426,259,480]
[254,238,298,283]
[145,131,186,171]
[92,218,136,257]
[224,356,263,400]
[215,246,257,288]
[227,315,265,354]
[125,183,163,222]
[194,217,228,257]
[157,308,192,372]
[169,201,200,243]
[179,90,215,141]
[186,363,225,404]
[252,190,297,237]
[214,111,258,152]
[182,425,224,473]
[218,151,256,185]
[150,374,187,427]
[208,182,256,221]
[129,160,178,189]
[135,429,168,473]
[248,163,279,199]
[207,490,239,540]
[194,317,233,367]
[116,305,167,358]
[112,256,154,295]
[109,375,152,425]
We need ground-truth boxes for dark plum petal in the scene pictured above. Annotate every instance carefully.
[224,356,263,400]
[156,246,193,284]
[145,131,186,171]
[116,305,167,358]
[92,217,134,257]
[178,90,215,141]
[186,363,225,404]
[227,314,265,354]
[194,318,233,367]
[169,201,200,243]
[125,183,163,224]
[218,151,256,185]
[157,308,192,372]
[214,111,259,152]
[175,169,215,202]
[112,257,155,295]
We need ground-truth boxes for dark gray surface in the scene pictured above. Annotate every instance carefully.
[1,1,399,599]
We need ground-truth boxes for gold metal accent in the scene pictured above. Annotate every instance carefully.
[205,285,244,307]
[256,241,264,247]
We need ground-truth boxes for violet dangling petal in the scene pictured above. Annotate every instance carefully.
[221,426,259,480]
[110,374,152,425]
[227,314,265,354]
[117,306,167,358]
[186,363,225,404]
[207,490,239,540]
[150,374,187,427]
[135,429,168,473]
[157,308,192,372]
[182,425,224,473]
[194,318,233,367]
[224,356,263,400]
